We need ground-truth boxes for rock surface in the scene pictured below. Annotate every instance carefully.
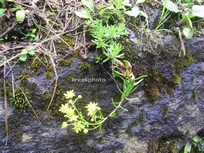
[0,35,204,152]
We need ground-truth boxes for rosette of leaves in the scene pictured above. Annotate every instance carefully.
[19,46,35,62]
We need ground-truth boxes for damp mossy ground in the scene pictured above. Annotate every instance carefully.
[175,55,195,75]
[7,86,31,110]
[79,62,92,72]
[58,58,73,67]
[55,35,75,51]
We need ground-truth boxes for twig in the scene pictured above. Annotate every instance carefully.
[47,55,58,110]
[0,22,17,38]
[3,57,8,146]
[0,53,21,67]
[178,27,186,56]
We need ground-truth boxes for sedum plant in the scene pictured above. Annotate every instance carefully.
[59,0,147,134]
[59,90,104,133]
[59,76,140,134]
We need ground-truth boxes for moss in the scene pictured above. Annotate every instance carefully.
[171,72,181,85]
[138,113,147,122]
[29,58,43,75]
[42,85,67,115]
[120,38,137,63]
[18,72,31,84]
[66,75,74,83]
[58,59,73,67]
[42,91,53,102]
[144,69,164,102]
[79,62,91,72]
[31,59,41,70]
[162,106,169,118]
[29,82,38,91]
[8,86,31,110]
[145,84,160,101]
[125,125,134,137]
[55,35,75,51]
[44,71,53,79]
[175,55,195,74]
[46,65,53,72]
[158,140,176,153]
[192,90,198,99]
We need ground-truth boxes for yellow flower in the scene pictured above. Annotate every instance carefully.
[64,90,75,99]
[59,103,69,114]
[61,122,68,128]
[73,121,84,133]
[68,114,78,122]
[64,107,75,117]
[85,102,101,117]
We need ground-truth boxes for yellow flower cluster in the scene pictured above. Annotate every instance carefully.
[64,90,75,99]
[59,90,103,134]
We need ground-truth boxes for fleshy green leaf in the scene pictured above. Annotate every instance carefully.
[192,136,202,143]
[16,10,26,22]
[191,5,204,18]
[136,0,145,4]
[32,28,37,33]
[21,49,28,55]
[0,8,6,17]
[182,13,193,28]
[164,0,179,13]
[184,141,192,153]
[75,9,89,19]
[183,27,194,39]
[19,54,27,61]
[82,0,94,12]
[27,47,35,56]
[125,6,140,18]
[0,0,4,3]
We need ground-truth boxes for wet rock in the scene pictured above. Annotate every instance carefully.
[90,62,204,152]
[186,37,204,61]
[0,33,204,152]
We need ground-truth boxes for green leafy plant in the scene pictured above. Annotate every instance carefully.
[0,0,6,18]
[8,87,30,110]
[159,0,204,38]
[155,0,172,30]
[182,136,204,153]
[19,46,35,62]
[25,28,37,41]
[59,0,147,134]
[59,76,143,133]
[0,8,6,17]
[75,0,148,23]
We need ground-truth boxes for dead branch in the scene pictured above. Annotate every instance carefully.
[3,57,8,146]
[0,22,17,38]
[46,54,58,110]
